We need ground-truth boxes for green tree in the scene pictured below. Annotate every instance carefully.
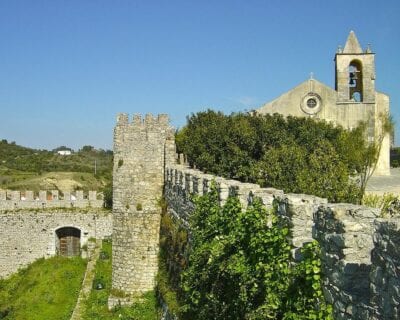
[296,140,358,203]
[176,110,364,203]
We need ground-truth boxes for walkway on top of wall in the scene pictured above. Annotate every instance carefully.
[366,168,400,195]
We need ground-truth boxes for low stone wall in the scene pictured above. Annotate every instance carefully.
[313,204,379,319]
[370,218,400,319]
[0,190,104,210]
[0,210,112,278]
[164,164,400,319]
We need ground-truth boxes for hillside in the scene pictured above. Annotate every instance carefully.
[0,140,112,192]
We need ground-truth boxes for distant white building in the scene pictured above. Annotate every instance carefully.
[57,150,72,156]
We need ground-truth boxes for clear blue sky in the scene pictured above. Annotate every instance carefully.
[0,0,399,150]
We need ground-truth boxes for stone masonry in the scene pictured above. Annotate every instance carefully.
[110,113,399,318]
[164,163,400,319]
[0,190,103,210]
[370,218,400,319]
[0,210,111,278]
[313,204,379,319]
[164,164,324,255]
[109,113,175,308]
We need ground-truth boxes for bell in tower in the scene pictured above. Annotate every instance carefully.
[335,31,375,104]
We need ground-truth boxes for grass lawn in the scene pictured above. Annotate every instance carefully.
[83,240,160,320]
[0,256,87,320]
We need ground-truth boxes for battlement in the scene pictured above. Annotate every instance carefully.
[116,113,170,128]
[0,190,104,210]
[165,163,400,319]
[165,164,326,253]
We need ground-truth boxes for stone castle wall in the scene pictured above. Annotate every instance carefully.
[0,210,112,278]
[314,204,378,319]
[109,113,175,307]
[110,113,398,318]
[370,218,400,319]
[0,190,103,210]
[165,163,400,319]
[165,164,327,256]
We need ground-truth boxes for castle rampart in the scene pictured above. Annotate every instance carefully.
[164,163,400,319]
[110,114,399,319]
[0,210,112,278]
[0,190,103,210]
[165,164,325,255]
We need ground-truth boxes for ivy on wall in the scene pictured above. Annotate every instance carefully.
[157,202,189,317]
[159,185,332,319]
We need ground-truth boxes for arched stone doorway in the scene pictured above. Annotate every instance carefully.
[56,227,81,256]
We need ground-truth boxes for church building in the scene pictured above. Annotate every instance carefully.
[257,31,390,175]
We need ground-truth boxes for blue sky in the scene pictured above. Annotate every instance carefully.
[0,0,399,150]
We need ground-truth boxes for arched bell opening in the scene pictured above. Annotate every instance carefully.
[349,60,363,102]
[55,227,81,257]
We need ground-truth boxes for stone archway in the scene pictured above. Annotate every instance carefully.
[56,227,81,256]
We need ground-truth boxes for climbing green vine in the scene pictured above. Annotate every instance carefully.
[177,184,332,320]
[282,241,333,319]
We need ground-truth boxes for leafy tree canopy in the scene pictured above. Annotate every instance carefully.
[176,110,376,203]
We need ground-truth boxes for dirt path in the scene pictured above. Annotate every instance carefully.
[70,239,102,320]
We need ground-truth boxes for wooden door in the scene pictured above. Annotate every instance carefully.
[56,227,81,256]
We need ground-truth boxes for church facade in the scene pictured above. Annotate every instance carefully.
[257,31,390,175]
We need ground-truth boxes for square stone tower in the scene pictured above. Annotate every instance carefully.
[109,113,175,307]
[335,31,376,104]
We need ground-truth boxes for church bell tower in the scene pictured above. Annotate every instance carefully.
[335,31,376,104]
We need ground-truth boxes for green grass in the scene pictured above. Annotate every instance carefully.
[83,240,160,320]
[363,193,400,217]
[0,256,87,320]
[0,166,37,188]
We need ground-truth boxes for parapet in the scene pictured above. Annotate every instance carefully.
[114,113,175,158]
[165,163,400,318]
[0,190,104,210]
[116,113,171,129]
[164,164,325,252]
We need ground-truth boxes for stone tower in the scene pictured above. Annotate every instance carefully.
[335,31,376,104]
[109,113,175,307]
[335,31,390,175]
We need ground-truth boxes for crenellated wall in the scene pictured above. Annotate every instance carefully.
[165,164,327,255]
[164,163,400,319]
[0,210,112,278]
[110,113,399,318]
[0,190,103,210]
